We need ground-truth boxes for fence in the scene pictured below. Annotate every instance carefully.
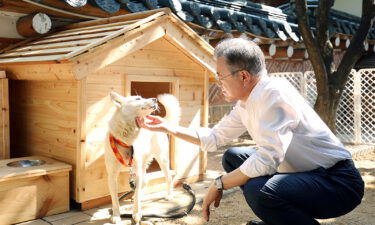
[208,69,375,144]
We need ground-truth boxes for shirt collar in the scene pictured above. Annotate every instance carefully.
[239,74,270,108]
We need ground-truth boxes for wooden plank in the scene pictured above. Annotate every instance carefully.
[86,69,126,84]
[0,63,75,80]
[86,84,123,103]
[0,156,71,181]
[11,81,77,101]
[72,19,167,80]
[0,47,78,58]
[62,12,168,61]
[75,78,86,202]
[55,20,140,36]
[60,8,170,30]
[12,136,76,165]
[96,65,204,82]
[200,69,209,174]
[9,80,77,164]
[167,13,214,57]
[0,37,23,51]
[12,97,76,121]
[165,17,216,73]
[140,37,180,53]
[11,111,77,140]
[10,39,101,52]
[31,31,116,45]
[0,156,71,224]
[120,49,203,70]
[0,73,9,160]
[0,172,71,224]
[179,84,203,101]
[0,54,65,63]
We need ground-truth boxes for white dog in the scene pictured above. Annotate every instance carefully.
[105,91,180,224]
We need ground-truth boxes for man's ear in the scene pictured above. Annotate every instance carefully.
[241,70,251,82]
[110,91,123,108]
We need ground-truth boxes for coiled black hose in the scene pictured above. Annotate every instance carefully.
[119,183,196,219]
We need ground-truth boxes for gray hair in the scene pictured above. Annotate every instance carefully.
[214,38,266,77]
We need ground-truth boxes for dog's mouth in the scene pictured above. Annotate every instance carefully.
[139,100,159,118]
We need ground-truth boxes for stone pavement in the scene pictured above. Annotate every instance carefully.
[15,169,239,225]
[15,143,375,225]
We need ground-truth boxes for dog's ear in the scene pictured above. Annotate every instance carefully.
[110,91,124,108]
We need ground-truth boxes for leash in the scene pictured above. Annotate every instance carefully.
[109,133,196,219]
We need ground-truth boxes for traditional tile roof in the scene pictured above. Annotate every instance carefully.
[61,0,374,42]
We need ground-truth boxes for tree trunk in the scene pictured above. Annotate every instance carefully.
[295,0,375,134]
[314,81,341,133]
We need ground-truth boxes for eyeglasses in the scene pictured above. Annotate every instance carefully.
[215,69,244,85]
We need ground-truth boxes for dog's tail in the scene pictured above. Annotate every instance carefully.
[157,94,180,126]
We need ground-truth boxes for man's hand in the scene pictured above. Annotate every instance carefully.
[202,183,223,222]
[136,115,168,133]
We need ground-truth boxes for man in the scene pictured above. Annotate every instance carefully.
[136,38,364,225]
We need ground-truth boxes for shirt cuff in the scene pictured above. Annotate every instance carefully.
[239,154,278,178]
[196,127,217,152]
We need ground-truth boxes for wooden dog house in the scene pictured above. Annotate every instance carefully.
[0,8,215,208]
[0,71,9,160]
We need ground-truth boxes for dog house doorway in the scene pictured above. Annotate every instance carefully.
[128,76,179,173]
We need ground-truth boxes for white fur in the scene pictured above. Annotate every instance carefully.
[104,91,180,225]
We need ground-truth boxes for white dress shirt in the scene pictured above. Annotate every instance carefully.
[197,75,351,178]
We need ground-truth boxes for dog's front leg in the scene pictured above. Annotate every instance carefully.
[107,169,122,224]
[132,161,144,225]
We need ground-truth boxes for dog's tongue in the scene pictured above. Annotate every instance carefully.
[145,115,161,125]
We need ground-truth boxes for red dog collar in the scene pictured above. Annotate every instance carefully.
[109,133,133,167]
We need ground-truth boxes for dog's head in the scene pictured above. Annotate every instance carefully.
[110,91,158,118]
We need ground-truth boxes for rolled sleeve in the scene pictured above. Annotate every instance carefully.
[196,127,217,152]
[197,103,247,152]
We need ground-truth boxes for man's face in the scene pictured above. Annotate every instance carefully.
[216,57,246,102]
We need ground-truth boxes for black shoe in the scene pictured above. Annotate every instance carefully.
[247,221,267,225]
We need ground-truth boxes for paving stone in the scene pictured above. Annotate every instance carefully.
[43,210,83,222]
[50,213,91,225]
[16,219,50,225]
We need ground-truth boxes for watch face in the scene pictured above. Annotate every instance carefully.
[215,176,223,190]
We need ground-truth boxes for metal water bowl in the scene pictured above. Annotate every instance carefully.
[7,159,46,168]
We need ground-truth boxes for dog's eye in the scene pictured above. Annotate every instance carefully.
[135,97,141,100]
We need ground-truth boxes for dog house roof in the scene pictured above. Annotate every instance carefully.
[0,8,215,80]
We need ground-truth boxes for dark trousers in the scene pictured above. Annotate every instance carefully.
[222,147,364,225]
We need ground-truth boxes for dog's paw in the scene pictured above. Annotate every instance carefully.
[165,194,174,201]
[110,215,122,224]
[133,212,142,224]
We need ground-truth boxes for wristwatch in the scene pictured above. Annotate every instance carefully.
[214,175,224,191]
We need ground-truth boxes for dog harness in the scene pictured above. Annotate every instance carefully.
[109,133,134,167]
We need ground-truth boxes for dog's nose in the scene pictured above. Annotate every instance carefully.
[151,98,157,103]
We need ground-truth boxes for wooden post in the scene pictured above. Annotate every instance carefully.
[16,13,52,38]
[200,69,209,175]
[353,70,362,144]
[0,71,9,159]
